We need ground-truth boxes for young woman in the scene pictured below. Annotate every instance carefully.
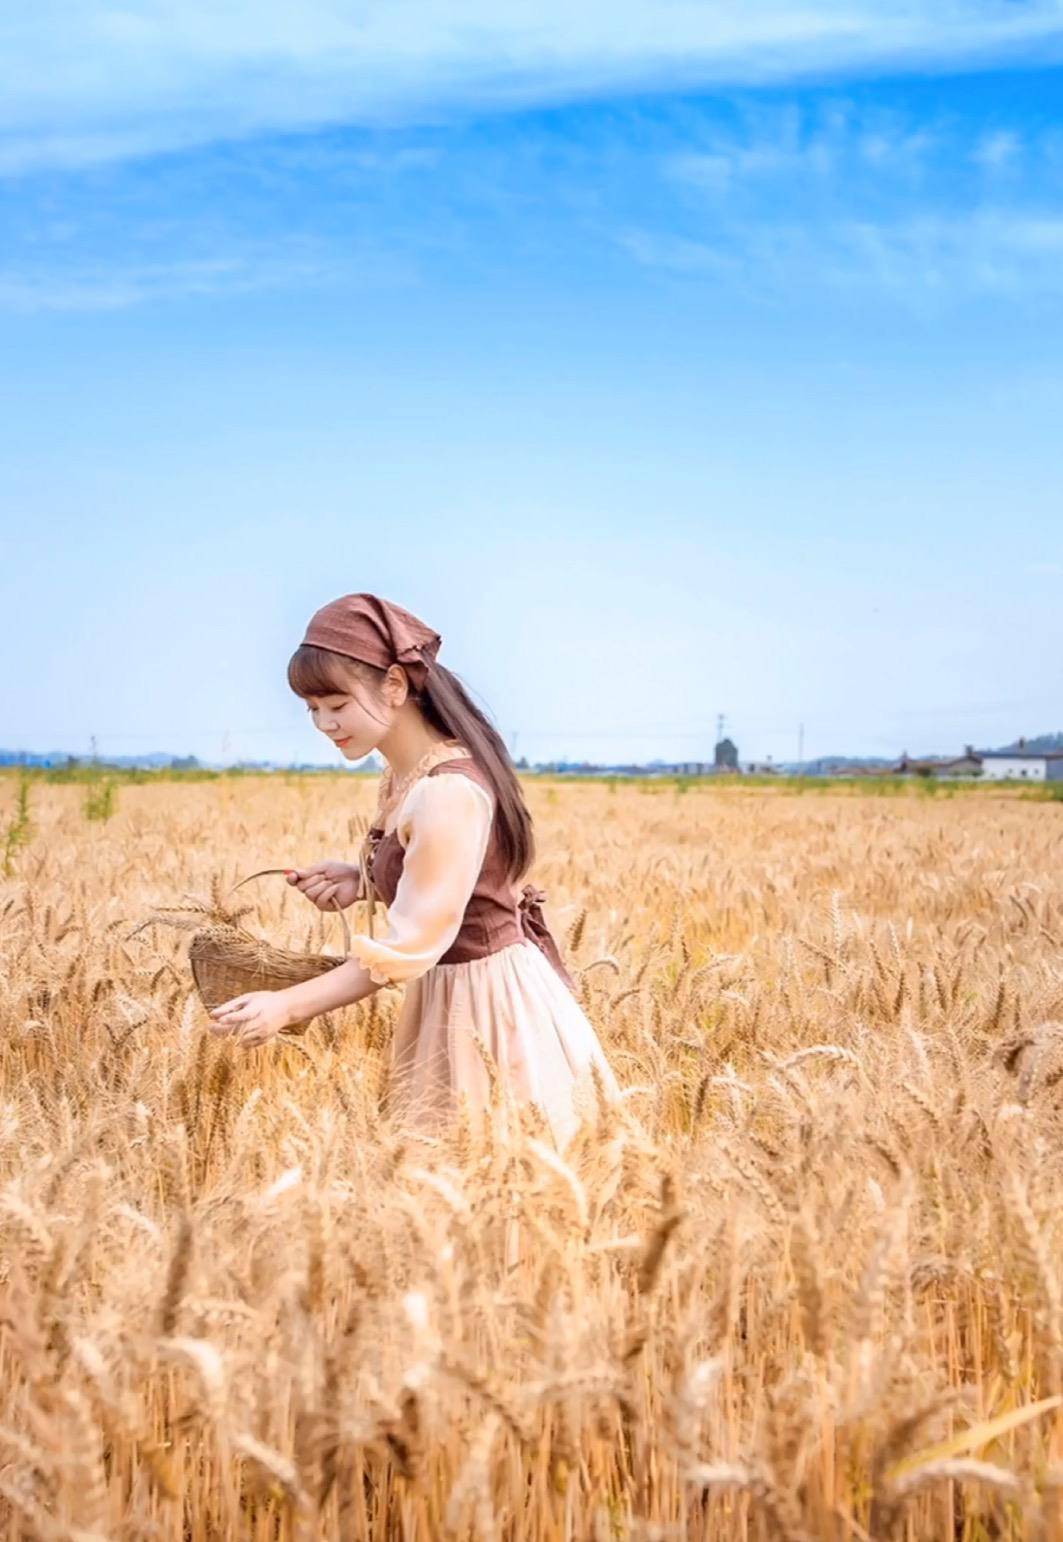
[209,592,620,1147]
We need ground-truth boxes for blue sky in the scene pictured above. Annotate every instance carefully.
[2,4,1061,768]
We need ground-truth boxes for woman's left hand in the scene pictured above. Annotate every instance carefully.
[208,990,294,1047]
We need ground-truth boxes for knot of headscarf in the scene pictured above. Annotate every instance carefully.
[517,883,578,995]
[300,593,442,692]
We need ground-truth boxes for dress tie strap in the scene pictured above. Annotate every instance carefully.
[517,883,578,995]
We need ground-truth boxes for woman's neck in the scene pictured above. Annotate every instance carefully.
[378,715,457,782]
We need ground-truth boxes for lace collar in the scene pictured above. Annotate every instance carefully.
[373,739,473,836]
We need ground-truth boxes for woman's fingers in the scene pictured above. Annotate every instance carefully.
[288,864,351,909]
[213,1008,263,1038]
[209,1012,245,1034]
[211,994,249,1017]
[210,1000,257,1034]
[288,865,326,886]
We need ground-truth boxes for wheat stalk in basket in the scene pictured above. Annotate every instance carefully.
[126,869,353,1036]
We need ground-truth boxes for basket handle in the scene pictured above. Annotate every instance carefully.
[228,869,352,960]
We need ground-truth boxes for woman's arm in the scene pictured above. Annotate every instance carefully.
[343,772,494,985]
[279,955,385,1020]
[210,955,387,1042]
[287,776,492,1007]
[210,773,492,1044]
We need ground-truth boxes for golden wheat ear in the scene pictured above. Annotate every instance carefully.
[122,888,244,940]
[123,910,210,939]
[228,867,298,892]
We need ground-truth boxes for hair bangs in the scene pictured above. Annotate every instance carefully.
[287,643,362,701]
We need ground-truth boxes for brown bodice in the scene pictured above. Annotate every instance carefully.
[361,758,577,992]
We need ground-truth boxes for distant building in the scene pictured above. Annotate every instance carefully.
[713,737,739,771]
[894,745,984,778]
[980,739,1063,781]
[893,739,1063,781]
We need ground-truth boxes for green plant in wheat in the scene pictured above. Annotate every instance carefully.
[84,774,117,822]
[2,771,33,875]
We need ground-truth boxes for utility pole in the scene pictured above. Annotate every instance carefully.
[716,713,725,744]
[222,729,231,764]
[90,734,98,764]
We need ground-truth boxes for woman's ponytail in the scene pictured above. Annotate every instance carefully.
[414,657,534,885]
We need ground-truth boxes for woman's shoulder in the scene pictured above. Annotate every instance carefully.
[403,758,494,828]
[427,753,489,787]
[427,755,497,810]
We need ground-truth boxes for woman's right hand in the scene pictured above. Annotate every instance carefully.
[285,861,364,911]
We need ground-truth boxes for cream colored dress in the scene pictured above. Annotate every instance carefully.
[345,752,620,1147]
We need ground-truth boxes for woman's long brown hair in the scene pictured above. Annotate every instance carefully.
[287,643,535,884]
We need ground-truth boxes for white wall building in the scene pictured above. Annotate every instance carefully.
[980,750,1063,782]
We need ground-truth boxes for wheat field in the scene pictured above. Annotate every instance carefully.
[2,773,1063,1541]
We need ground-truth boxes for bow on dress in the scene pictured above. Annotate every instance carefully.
[517,884,578,994]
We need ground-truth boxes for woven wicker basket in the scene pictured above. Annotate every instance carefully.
[191,868,352,1035]
[130,868,353,1036]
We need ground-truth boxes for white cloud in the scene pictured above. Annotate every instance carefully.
[0,257,290,311]
[973,128,1023,169]
[664,101,961,196]
[3,1,1063,172]
[644,99,1063,303]
[621,208,1063,301]
[0,245,413,311]
[618,230,742,276]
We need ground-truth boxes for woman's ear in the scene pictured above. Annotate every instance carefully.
[384,664,410,708]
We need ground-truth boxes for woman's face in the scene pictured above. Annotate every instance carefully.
[304,672,398,760]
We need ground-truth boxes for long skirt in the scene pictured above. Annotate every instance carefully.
[387,937,621,1151]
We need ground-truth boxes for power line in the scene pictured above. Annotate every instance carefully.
[8,723,722,743]
[6,712,816,743]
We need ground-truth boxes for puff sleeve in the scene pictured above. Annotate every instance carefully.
[348,773,494,986]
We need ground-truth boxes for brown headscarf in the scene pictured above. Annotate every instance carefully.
[300,593,442,693]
